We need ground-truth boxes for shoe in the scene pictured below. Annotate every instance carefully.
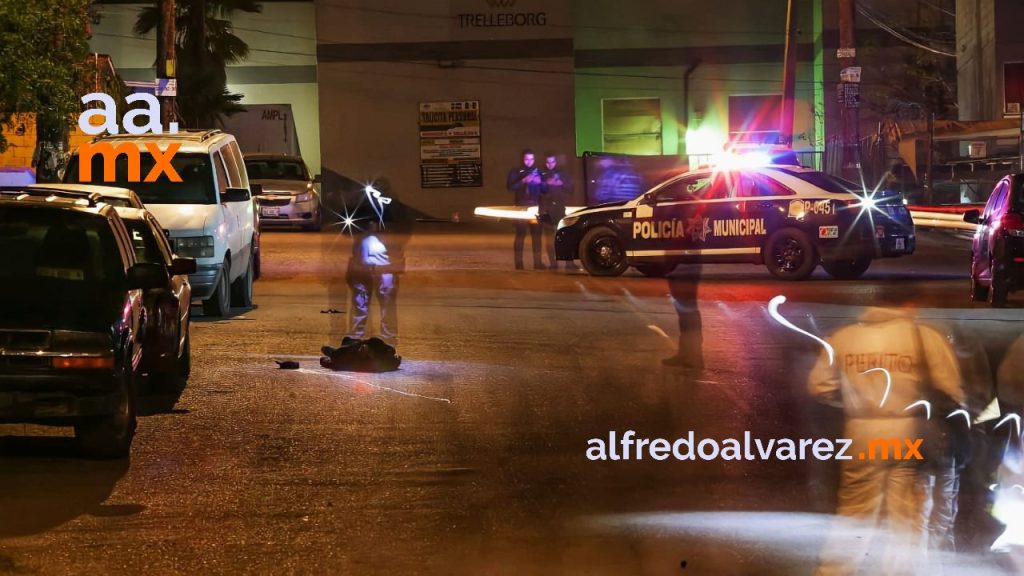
[515,263,524,270]
[321,345,337,356]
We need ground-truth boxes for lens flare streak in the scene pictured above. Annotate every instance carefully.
[767,295,834,365]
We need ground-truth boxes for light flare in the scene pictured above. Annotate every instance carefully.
[904,399,932,420]
[767,295,834,365]
[995,413,1022,436]
[947,409,972,428]
[861,367,891,408]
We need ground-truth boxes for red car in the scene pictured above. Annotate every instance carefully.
[115,207,197,393]
[965,174,1024,306]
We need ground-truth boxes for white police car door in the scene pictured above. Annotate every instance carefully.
[630,172,722,261]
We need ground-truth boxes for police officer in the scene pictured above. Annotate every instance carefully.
[507,149,544,270]
[540,153,573,271]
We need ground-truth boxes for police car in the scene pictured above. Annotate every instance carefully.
[554,164,915,280]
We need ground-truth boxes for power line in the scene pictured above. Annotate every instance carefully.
[856,1,955,57]
[92,31,316,57]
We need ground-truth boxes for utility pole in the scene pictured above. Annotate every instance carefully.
[156,0,176,128]
[837,0,860,182]
[779,0,798,148]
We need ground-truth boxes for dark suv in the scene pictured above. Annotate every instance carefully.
[0,190,168,457]
[965,174,1024,307]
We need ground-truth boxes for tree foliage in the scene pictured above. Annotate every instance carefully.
[135,0,261,129]
[866,49,958,121]
[0,0,92,152]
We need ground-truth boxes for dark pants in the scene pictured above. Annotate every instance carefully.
[542,222,558,269]
[348,272,398,342]
[667,265,703,367]
[514,220,542,269]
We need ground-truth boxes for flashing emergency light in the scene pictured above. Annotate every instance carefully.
[685,126,727,156]
[709,151,772,170]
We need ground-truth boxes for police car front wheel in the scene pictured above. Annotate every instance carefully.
[765,228,817,281]
[579,227,630,277]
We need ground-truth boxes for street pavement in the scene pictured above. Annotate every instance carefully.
[1,225,1022,575]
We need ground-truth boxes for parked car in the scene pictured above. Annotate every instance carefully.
[964,174,1024,306]
[64,129,258,316]
[245,153,322,231]
[28,183,144,208]
[0,190,167,457]
[115,206,196,393]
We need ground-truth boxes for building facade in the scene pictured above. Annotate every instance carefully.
[5,0,833,218]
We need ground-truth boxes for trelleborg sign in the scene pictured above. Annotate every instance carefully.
[451,0,559,38]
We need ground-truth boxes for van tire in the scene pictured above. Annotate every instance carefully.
[231,254,254,308]
[203,262,231,316]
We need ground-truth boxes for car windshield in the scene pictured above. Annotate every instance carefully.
[98,195,134,207]
[65,152,216,205]
[244,159,307,181]
[772,169,865,194]
[0,206,124,290]
[123,219,164,265]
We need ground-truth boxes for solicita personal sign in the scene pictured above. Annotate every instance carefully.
[419,101,483,188]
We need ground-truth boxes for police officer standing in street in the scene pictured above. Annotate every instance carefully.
[507,149,544,270]
[540,153,574,271]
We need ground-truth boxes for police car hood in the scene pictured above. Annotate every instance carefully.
[575,199,634,214]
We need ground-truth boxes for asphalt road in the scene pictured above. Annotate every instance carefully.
[1,225,1022,575]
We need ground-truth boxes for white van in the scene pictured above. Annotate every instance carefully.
[64,130,257,316]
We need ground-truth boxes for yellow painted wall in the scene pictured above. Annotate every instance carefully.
[0,114,37,169]
[1,114,105,172]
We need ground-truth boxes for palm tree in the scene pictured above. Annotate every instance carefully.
[134,0,261,129]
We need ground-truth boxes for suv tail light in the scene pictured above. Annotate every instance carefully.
[1001,212,1024,237]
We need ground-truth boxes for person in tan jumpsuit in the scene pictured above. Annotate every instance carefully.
[809,306,967,575]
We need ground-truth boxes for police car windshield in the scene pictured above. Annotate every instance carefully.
[65,153,216,205]
[773,169,865,194]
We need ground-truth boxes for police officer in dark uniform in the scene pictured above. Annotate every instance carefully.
[540,153,574,271]
[507,149,544,270]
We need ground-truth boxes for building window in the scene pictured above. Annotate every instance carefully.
[1004,62,1024,115]
[728,94,782,145]
[602,98,662,155]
